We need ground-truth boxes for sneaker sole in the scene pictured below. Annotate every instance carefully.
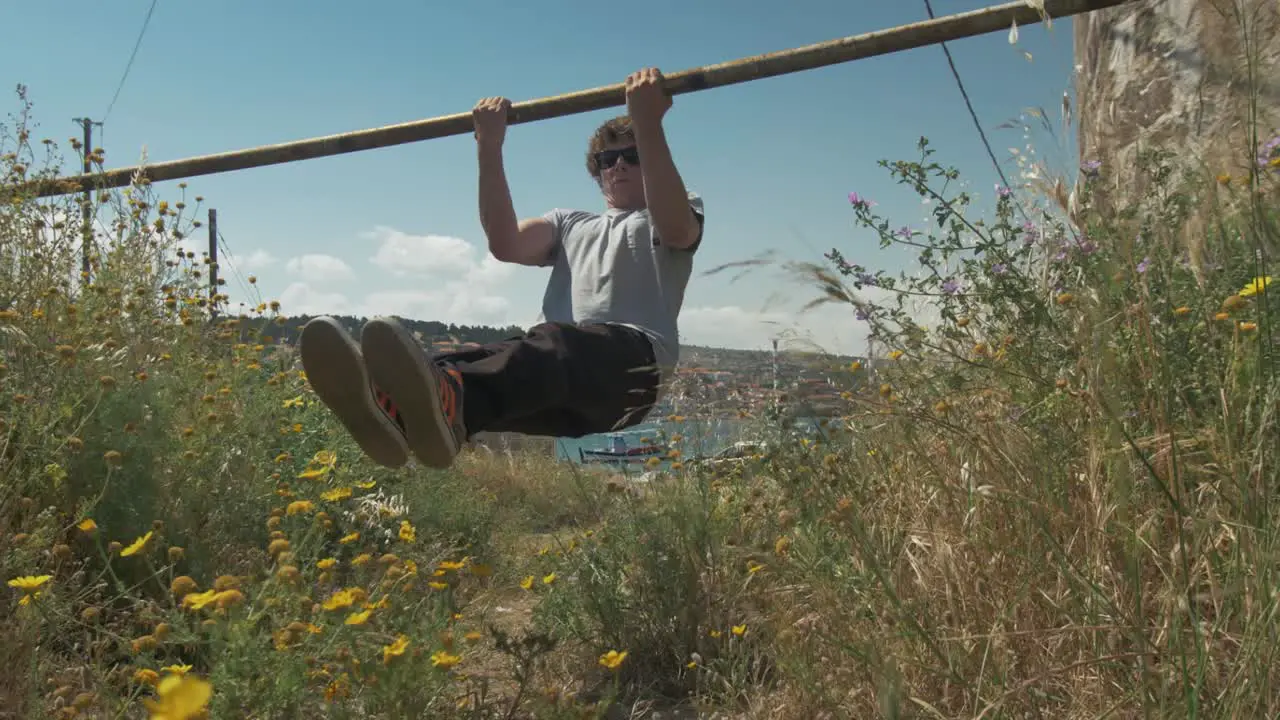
[299,316,409,469]
[360,317,459,469]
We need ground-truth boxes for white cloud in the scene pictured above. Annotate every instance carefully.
[278,282,352,316]
[676,263,949,356]
[358,228,515,324]
[285,253,355,283]
[356,289,512,326]
[264,226,519,327]
[233,249,278,272]
[679,306,790,351]
[680,303,869,356]
[366,227,479,277]
[173,237,276,275]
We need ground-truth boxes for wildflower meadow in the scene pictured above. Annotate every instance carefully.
[2,72,1278,720]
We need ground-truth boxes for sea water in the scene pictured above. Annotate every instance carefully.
[554,415,747,465]
[553,415,831,466]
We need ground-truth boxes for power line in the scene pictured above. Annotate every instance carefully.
[216,229,259,306]
[103,0,159,122]
[921,0,1021,203]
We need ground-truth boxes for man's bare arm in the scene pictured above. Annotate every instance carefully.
[633,121,700,249]
[471,95,556,266]
[477,141,555,266]
[626,67,701,250]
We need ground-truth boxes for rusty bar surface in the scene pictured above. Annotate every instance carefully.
[17,0,1136,199]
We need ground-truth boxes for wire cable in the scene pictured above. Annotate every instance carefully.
[215,230,259,308]
[103,0,159,122]
[922,0,1023,206]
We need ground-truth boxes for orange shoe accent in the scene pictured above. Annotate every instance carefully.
[373,386,406,432]
[440,367,463,423]
[438,380,452,421]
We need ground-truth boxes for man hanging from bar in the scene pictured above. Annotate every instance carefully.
[297,67,704,469]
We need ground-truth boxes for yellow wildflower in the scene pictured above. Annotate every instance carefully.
[339,532,360,544]
[143,673,212,720]
[344,609,372,626]
[542,573,556,585]
[77,518,98,533]
[598,650,628,670]
[320,487,352,502]
[285,500,314,516]
[321,588,365,611]
[398,521,415,543]
[7,575,52,593]
[181,590,218,611]
[519,576,534,590]
[431,650,462,669]
[382,635,410,664]
[732,624,747,636]
[1239,275,1271,297]
[120,531,153,557]
[317,558,337,570]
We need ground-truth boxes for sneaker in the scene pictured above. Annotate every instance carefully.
[298,316,410,468]
[359,316,468,469]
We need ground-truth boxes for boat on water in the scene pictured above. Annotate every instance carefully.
[578,433,666,464]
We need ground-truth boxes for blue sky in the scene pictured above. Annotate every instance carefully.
[3,0,1082,355]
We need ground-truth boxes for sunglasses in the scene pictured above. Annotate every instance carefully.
[594,146,640,170]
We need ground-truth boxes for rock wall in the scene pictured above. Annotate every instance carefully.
[1073,0,1279,203]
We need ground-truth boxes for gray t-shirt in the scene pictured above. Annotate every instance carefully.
[536,192,704,371]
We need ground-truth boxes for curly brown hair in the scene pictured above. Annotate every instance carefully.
[585,115,635,180]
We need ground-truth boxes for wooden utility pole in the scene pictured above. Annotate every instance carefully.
[72,117,102,282]
[207,208,218,316]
